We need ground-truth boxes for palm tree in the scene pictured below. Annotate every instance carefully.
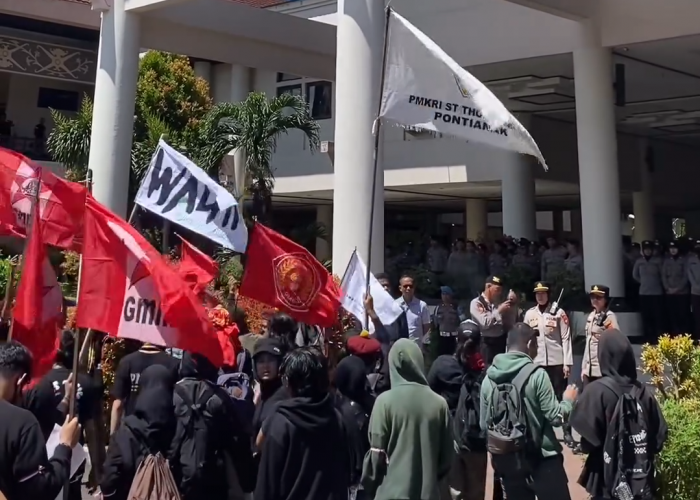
[47,94,93,182]
[193,91,321,220]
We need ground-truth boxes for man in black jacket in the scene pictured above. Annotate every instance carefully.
[0,341,81,500]
[255,348,349,500]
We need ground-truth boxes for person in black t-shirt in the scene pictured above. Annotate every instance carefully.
[25,331,105,500]
[110,342,178,435]
[0,341,81,500]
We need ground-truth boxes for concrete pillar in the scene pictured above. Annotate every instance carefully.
[573,20,624,297]
[501,116,537,240]
[632,140,655,243]
[570,209,583,241]
[87,0,140,217]
[193,60,212,84]
[465,199,488,242]
[332,0,386,275]
[552,210,564,240]
[685,212,700,238]
[316,205,332,261]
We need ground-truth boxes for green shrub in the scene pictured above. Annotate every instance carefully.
[656,398,700,500]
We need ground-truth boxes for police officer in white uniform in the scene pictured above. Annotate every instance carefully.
[581,285,620,390]
[523,281,574,446]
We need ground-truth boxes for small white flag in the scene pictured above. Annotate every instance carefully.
[340,250,403,330]
[380,9,547,169]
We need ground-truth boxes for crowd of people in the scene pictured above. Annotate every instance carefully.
[0,265,671,500]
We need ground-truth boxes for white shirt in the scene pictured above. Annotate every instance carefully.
[395,296,431,345]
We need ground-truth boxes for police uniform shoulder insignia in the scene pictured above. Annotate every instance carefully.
[604,319,612,329]
[476,302,485,313]
[561,312,569,326]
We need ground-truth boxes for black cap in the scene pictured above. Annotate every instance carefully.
[533,281,551,293]
[458,319,481,342]
[669,240,678,248]
[642,240,653,249]
[486,275,504,286]
[589,284,610,298]
[654,239,662,247]
[252,337,285,358]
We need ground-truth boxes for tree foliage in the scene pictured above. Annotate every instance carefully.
[47,94,93,182]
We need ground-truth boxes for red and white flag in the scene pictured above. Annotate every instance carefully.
[12,194,63,379]
[76,197,223,366]
[175,235,218,295]
[0,148,87,250]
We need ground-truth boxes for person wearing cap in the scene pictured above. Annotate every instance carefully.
[470,275,510,366]
[252,337,290,441]
[511,240,537,283]
[687,240,700,339]
[346,332,388,397]
[432,286,463,357]
[488,241,508,278]
[540,237,566,282]
[581,285,619,390]
[564,239,583,276]
[663,240,690,335]
[447,239,487,300]
[523,282,574,447]
[633,240,665,343]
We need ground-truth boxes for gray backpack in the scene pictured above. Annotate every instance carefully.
[485,363,540,473]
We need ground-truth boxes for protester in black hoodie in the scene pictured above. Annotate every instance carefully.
[0,341,80,500]
[255,347,349,500]
[101,364,176,500]
[334,355,374,496]
[252,337,289,441]
[570,329,667,499]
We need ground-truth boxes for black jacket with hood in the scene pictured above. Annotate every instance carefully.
[570,329,667,498]
[255,393,349,500]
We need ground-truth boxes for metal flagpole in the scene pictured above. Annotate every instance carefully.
[364,6,393,308]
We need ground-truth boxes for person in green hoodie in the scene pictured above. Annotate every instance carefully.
[361,338,453,500]
[480,323,579,500]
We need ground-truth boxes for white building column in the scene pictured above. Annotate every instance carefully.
[332,0,386,275]
[501,135,537,240]
[193,60,212,85]
[316,205,332,261]
[88,0,140,217]
[632,141,654,243]
[465,199,488,241]
[574,21,624,296]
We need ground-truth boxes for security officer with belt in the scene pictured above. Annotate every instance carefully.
[523,281,574,447]
[432,286,463,356]
[662,239,690,335]
[470,275,509,367]
[633,240,665,342]
[581,284,619,389]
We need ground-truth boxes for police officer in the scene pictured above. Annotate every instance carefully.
[581,285,619,390]
[433,286,463,357]
[511,240,537,282]
[633,240,665,342]
[663,240,690,335]
[488,241,509,277]
[688,240,700,340]
[540,237,566,281]
[564,239,583,276]
[470,275,509,367]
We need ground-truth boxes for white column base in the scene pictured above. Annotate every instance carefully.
[465,199,488,242]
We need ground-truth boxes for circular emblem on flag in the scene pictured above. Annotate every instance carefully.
[273,253,322,312]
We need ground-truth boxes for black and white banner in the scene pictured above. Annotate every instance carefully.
[135,140,248,252]
[380,9,547,169]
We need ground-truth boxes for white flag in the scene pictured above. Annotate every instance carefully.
[380,9,547,169]
[340,251,403,330]
[135,140,248,252]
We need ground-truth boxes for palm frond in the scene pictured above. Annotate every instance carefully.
[47,93,94,180]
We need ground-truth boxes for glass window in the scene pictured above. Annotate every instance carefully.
[306,81,332,120]
[37,88,80,112]
[277,84,302,98]
[277,73,301,82]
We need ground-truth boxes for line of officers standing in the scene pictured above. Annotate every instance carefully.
[433,275,619,453]
[632,238,700,341]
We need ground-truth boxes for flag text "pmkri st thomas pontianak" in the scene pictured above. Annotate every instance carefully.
[407,95,509,136]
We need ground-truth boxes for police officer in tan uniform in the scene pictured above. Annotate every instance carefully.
[581,284,619,390]
[470,275,509,367]
[524,281,574,446]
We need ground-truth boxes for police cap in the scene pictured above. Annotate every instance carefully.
[641,240,654,249]
[533,281,551,293]
[486,275,504,287]
[589,284,610,298]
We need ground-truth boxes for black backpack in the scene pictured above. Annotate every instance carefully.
[170,378,219,499]
[485,363,540,473]
[600,379,654,500]
[454,372,486,452]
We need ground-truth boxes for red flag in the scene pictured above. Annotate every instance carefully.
[175,235,218,295]
[239,223,340,327]
[76,196,222,366]
[0,148,87,250]
[12,196,63,379]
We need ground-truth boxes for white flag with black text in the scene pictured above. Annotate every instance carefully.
[340,250,403,330]
[380,9,547,168]
[134,140,248,252]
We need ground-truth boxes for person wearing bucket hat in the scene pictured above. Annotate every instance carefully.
[633,240,665,343]
[523,282,575,447]
[581,285,619,390]
[433,286,462,357]
[662,240,691,336]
